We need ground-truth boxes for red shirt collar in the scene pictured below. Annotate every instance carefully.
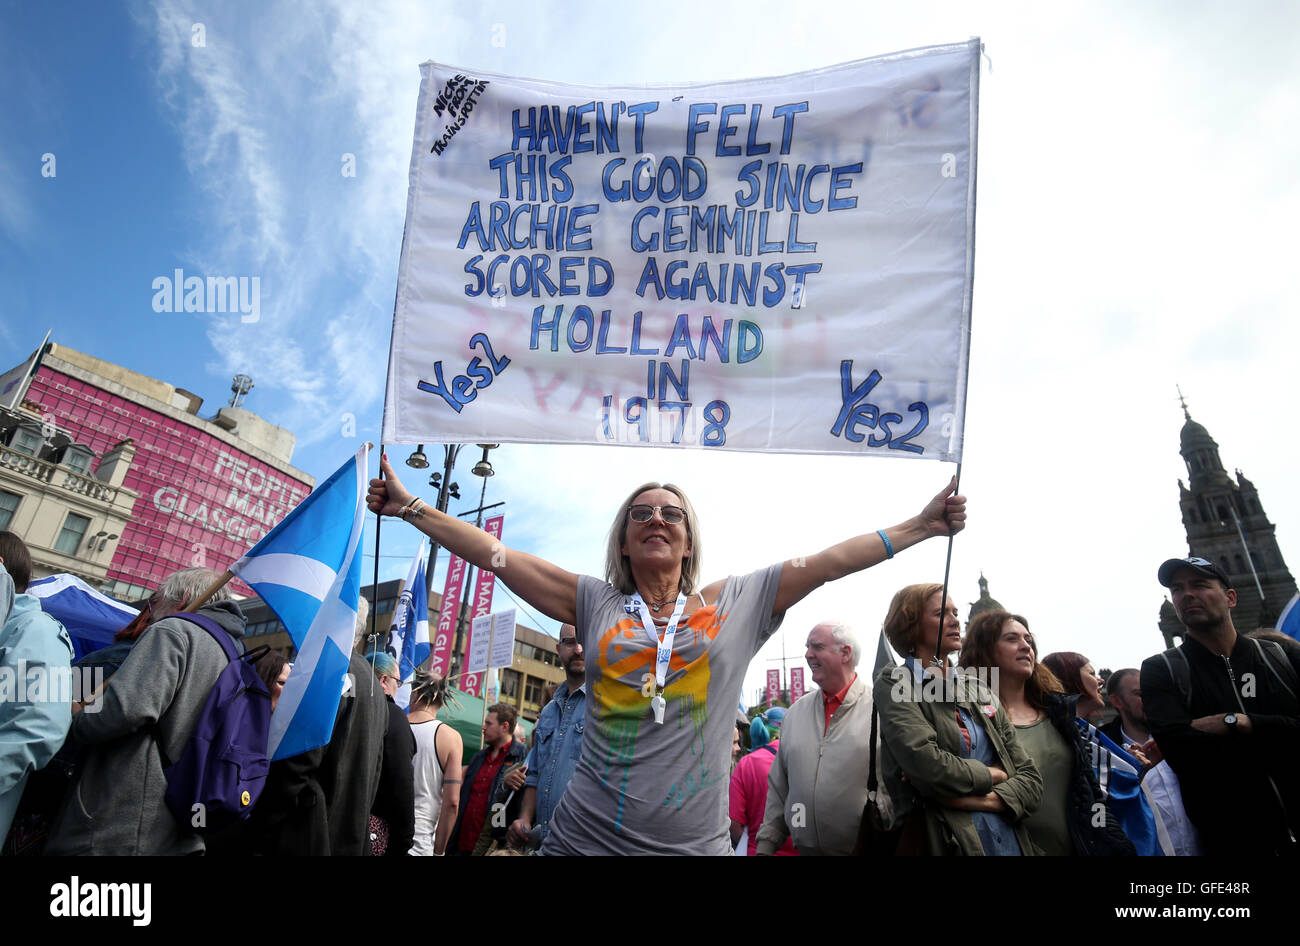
[822,673,857,732]
[825,673,857,708]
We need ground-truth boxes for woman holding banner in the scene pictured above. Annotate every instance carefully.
[368,456,965,855]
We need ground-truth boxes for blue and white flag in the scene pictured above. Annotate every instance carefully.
[1278,593,1300,641]
[26,573,137,660]
[387,540,429,710]
[230,444,369,760]
[1078,719,1162,856]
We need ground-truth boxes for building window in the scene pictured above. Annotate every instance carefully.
[62,445,95,476]
[524,675,543,706]
[0,490,19,530]
[54,512,92,556]
[11,426,43,456]
[501,668,520,700]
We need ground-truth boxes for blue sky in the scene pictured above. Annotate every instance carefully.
[3,1,1299,701]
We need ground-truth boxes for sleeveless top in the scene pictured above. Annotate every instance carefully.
[410,718,446,856]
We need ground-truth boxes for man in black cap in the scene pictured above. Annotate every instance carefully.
[1141,556,1300,855]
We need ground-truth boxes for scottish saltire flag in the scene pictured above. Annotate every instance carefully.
[27,574,137,660]
[387,540,429,710]
[230,444,369,760]
[1078,719,1162,856]
[1278,593,1300,641]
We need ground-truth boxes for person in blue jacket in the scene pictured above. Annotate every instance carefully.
[0,532,74,841]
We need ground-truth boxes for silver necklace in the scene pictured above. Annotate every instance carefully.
[644,592,673,612]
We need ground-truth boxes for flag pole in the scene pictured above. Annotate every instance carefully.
[367,444,387,697]
[935,463,963,669]
[188,570,235,611]
[480,620,496,749]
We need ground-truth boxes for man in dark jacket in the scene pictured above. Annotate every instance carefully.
[366,650,415,856]
[449,703,526,854]
[1142,556,1300,856]
[249,599,388,856]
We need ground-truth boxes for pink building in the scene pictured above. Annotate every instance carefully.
[1,343,313,599]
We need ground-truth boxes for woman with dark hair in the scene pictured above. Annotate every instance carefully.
[369,458,965,855]
[874,584,1042,855]
[1040,652,1107,722]
[1038,649,1161,855]
[254,651,291,712]
[960,612,1134,855]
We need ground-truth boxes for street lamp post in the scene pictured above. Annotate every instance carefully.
[452,444,498,672]
[405,443,463,598]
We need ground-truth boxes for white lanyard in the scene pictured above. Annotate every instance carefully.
[630,591,687,724]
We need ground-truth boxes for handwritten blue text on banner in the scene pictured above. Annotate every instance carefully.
[383,40,978,459]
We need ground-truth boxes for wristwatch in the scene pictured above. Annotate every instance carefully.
[1224,713,1239,731]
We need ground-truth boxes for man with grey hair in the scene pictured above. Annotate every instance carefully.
[47,567,247,855]
[75,566,229,681]
[757,621,876,855]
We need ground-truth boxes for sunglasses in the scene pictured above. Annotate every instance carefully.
[627,504,685,524]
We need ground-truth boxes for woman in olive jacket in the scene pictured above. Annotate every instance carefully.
[875,584,1043,855]
[960,610,1135,856]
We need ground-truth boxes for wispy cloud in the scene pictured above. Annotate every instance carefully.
[133,0,406,444]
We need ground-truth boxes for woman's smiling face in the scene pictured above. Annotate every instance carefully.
[621,487,692,577]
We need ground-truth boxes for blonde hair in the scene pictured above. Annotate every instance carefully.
[603,482,702,595]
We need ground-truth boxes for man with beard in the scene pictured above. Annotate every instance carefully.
[1101,669,1149,750]
[1142,556,1300,855]
[507,624,586,850]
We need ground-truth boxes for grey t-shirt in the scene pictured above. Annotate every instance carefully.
[541,563,785,855]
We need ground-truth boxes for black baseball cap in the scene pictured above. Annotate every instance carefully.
[1158,556,1232,589]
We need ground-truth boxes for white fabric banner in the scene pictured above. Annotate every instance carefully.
[466,612,491,675]
[488,609,517,670]
[384,41,978,459]
[466,607,518,674]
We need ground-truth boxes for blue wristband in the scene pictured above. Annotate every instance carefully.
[877,529,894,559]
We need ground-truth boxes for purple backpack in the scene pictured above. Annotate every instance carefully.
[159,613,272,833]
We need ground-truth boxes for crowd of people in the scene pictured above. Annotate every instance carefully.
[0,463,1296,855]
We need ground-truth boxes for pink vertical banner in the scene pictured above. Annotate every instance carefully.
[430,553,469,678]
[765,669,781,704]
[789,667,805,703]
[460,515,504,697]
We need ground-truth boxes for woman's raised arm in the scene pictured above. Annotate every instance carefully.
[771,478,966,616]
[368,454,579,625]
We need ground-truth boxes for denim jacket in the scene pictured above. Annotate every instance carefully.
[525,680,586,842]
